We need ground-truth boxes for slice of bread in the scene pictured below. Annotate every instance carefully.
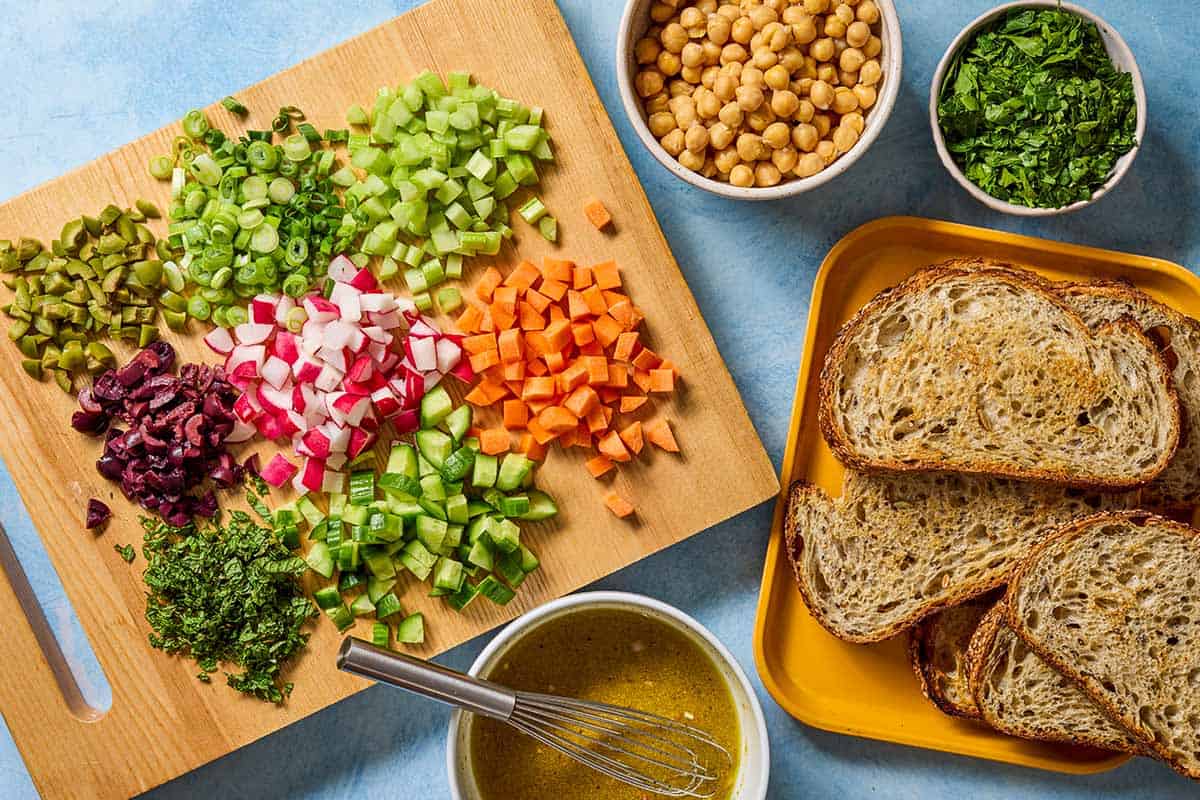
[1059,280,1200,508]
[818,260,1179,488]
[783,471,1133,642]
[1007,511,1200,779]
[909,591,1001,718]
[967,602,1143,752]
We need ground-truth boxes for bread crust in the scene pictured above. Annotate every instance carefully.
[1005,510,1200,779]
[818,259,1181,489]
[908,593,999,719]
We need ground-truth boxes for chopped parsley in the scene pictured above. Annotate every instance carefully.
[114,543,135,563]
[937,8,1138,208]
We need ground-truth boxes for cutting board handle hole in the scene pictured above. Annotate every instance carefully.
[0,516,110,721]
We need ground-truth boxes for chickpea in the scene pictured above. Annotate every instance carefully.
[731,16,755,43]
[764,64,791,91]
[833,38,848,58]
[772,145,799,173]
[752,48,779,69]
[681,41,705,68]
[680,6,706,30]
[696,0,717,13]
[668,79,693,97]
[702,40,723,64]
[708,13,733,44]
[782,6,806,24]
[812,112,832,138]
[824,16,847,39]
[729,163,755,187]
[650,2,675,23]
[816,138,838,164]
[697,90,722,118]
[816,63,838,84]
[810,37,835,63]
[792,122,819,151]
[857,0,880,24]
[762,22,790,51]
[766,0,787,13]
[859,58,881,86]
[701,157,719,179]
[718,101,744,127]
[838,69,859,88]
[635,69,665,98]
[779,46,805,72]
[701,65,721,87]
[841,111,865,134]
[846,20,870,48]
[681,64,704,82]
[863,35,882,59]
[678,148,705,171]
[746,106,775,131]
[635,37,661,65]
[763,121,791,149]
[717,4,740,22]
[800,56,819,78]
[714,73,738,102]
[852,83,876,109]
[721,42,748,64]
[795,151,824,177]
[749,4,777,29]
[736,132,767,161]
[675,103,699,129]
[657,50,682,76]
[810,79,834,110]
[735,84,765,111]
[660,128,686,156]
[741,65,765,87]
[835,4,854,25]
[755,161,783,186]
[803,0,828,14]
[714,146,740,173]
[668,91,694,113]
[791,14,818,44]
[709,121,736,150]
[832,86,859,114]
[661,22,689,53]
[839,46,865,73]
[771,88,800,117]
[684,123,710,152]
[648,111,677,137]
[720,59,743,77]
[794,98,815,123]
[645,92,670,114]
[794,76,815,96]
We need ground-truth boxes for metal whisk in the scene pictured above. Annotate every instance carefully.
[338,637,733,798]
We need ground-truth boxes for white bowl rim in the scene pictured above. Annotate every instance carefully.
[928,0,1147,217]
[445,590,771,799]
[616,0,904,201]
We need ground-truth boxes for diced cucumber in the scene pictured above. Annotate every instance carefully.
[337,540,361,571]
[419,474,446,502]
[342,504,369,527]
[440,446,475,482]
[467,538,494,570]
[364,548,397,578]
[367,576,397,604]
[304,541,335,578]
[375,592,404,620]
[517,490,558,521]
[499,495,529,517]
[496,549,527,589]
[350,593,377,616]
[339,571,366,592]
[296,495,326,527]
[467,500,492,518]
[386,442,419,478]
[445,494,469,524]
[379,472,422,499]
[416,429,453,468]
[396,612,425,643]
[326,604,355,632]
[349,470,375,505]
[432,557,465,592]
[308,520,329,543]
[446,579,480,611]
[415,515,448,554]
[372,622,390,648]
[418,497,448,521]
[466,516,491,545]
[488,518,521,554]
[443,523,464,552]
[471,452,498,488]
[444,404,472,441]
[417,453,437,477]
[477,575,516,605]
[495,453,532,491]
[518,543,540,573]
[419,386,454,428]
[386,497,425,518]
[313,585,342,610]
[329,492,348,519]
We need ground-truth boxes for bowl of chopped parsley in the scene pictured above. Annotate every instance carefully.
[931,2,1144,215]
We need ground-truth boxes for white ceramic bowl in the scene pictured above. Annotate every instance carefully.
[617,0,903,201]
[447,591,769,799]
[929,1,1146,216]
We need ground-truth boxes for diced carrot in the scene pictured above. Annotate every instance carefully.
[526,398,554,415]
[644,418,680,452]
[649,368,674,393]
[558,363,589,393]
[608,299,637,330]
[475,378,510,403]
[592,314,623,348]
[627,305,645,330]
[527,417,558,445]
[547,304,567,323]
[586,454,615,477]
[619,421,644,454]
[486,367,509,384]
[476,267,503,302]
[599,387,622,404]
[539,278,568,302]
[602,290,627,308]
[503,399,529,430]
[524,287,552,313]
[567,290,591,321]
[613,332,639,362]
[465,384,496,406]
[572,322,596,346]
[575,422,595,447]
[632,348,661,370]
[603,491,635,518]
[526,358,548,377]
[543,350,566,373]
[469,349,501,373]
[493,285,519,312]
[502,360,527,381]
[518,303,546,331]
[477,309,495,332]
[583,199,613,231]
[519,433,548,461]
[504,380,525,397]
[577,340,606,357]
[585,405,608,433]
[497,329,524,363]
[632,368,653,393]
[602,406,614,424]
[573,266,593,290]
[598,430,631,462]
[559,425,578,448]
[543,319,573,352]
[522,376,557,400]
[479,428,511,455]
[658,358,679,376]
[581,285,607,316]
[466,426,485,440]
[606,362,629,388]
[490,304,516,331]
[563,384,600,418]
[580,355,609,385]
[463,333,498,354]
[620,395,648,413]
[503,260,541,291]
[592,260,621,289]
[456,304,484,334]
[542,257,574,283]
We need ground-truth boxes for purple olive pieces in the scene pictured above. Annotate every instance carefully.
[72,343,245,527]
[85,499,111,531]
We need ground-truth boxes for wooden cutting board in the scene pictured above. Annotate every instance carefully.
[0,0,776,796]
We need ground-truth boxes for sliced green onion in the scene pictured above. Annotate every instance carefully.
[221,96,249,116]
[182,109,210,140]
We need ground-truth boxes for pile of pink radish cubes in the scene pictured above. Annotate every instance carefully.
[203,255,473,495]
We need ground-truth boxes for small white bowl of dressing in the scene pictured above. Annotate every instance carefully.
[447,591,769,800]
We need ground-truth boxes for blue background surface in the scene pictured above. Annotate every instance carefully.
[1,0,1197,797]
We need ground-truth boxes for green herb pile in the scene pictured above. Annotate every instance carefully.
[937,8,1138,209]
[140,511,317,704]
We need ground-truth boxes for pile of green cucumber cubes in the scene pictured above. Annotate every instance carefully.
[280,386,556,648]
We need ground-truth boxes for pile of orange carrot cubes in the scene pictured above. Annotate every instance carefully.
[456,254,680,519]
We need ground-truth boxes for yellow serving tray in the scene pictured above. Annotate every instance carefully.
[753,216,1200,774]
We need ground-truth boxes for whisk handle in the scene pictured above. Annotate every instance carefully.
[337,637,516,721]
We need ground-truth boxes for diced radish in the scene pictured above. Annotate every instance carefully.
[371,387,400,417]
[425,371,443,390]
[291,385,308,413]
[315,364,343,393]
[234,322,274,345]
[359,293,396,314]
[261,454,298,487]
[348,428,377,458]
[409,319,439,338]
[261,356,292,390]
[233,393,260,423]
[347,355,374,384]
[302,296,338,323]
[272,331,300,364]
[322,468,345,493]
[256,385,285,415]
[226,419,257,443]
[359,410,380,432]
[330,281,363,323]
[405,370,426,404]
[285,410,308,433]
[369,309,404,331]
[449,359,475,382]
[251,295,279,325]
[293,355,323,383]
[361,325,390,344]
[435,337,462,374]
[227,344,266,374]
[393,408,420,433]
[299,457,326,492]
[378,352,401,374]
[349,268,379,292]
[203,327,235,356]
[328,254,358,283]
[273,294,296,327]
[410,336,437,371]
[316,345,347,373]
[301,428,332,459]
[330,393,369,427]
[347,328,368,353]
[324,423,351,454]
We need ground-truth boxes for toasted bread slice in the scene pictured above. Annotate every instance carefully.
[783,472,1133,642]
[909,591,1001,718]
[967,602,1142,752]
[818,260,1179,488]
[1059,280,1200,508]
[1007,511,1200,779]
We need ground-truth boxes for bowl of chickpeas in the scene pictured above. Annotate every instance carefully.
[618,0,901,200]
